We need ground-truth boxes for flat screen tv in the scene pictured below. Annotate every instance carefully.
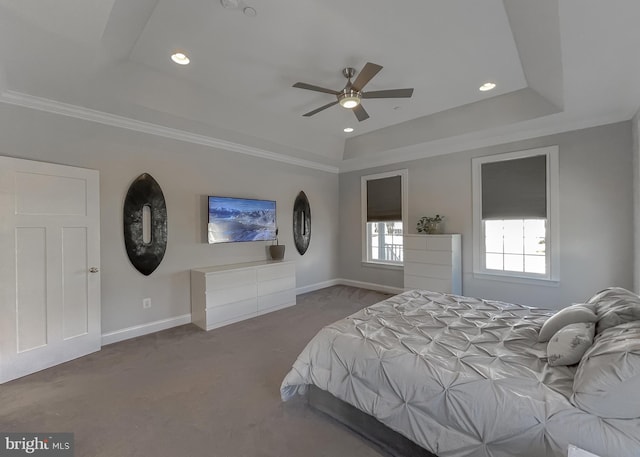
[208,196,276,244]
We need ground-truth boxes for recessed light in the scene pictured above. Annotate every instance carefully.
[479,82,496,92]
[220,0,239,9]
[344,127,354,133]
[171,52,190,65]
[243,6,257,16]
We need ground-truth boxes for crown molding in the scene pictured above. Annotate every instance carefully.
[0,90,340,174]
[338,113,631,172]
[1,90,631,176]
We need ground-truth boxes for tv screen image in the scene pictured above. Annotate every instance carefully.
[208,196,276,244]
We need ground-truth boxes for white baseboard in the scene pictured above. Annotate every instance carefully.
[102,279,401,346]
[335,278,405,295]
[296,279,341,295]
[101,313,192,346]
[296,278,403,296]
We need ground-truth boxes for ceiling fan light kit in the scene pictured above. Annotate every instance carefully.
[339,90,361,109]
[293,62,414,122]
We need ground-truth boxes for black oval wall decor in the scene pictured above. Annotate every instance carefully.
[123,173,168,276]
[293,191,311,255]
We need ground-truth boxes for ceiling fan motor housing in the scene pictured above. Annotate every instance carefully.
[342,67,357,79]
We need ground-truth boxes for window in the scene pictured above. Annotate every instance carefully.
[361,170,408,266]
[472,147,559,281]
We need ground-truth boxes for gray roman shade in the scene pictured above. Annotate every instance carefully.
[367,175,401,222]
[482,155,547,219]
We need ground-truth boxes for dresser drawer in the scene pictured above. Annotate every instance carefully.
[404,262,453,280]
[206,283,257,307]
[404,249,453,266]
[206,297,257,328]
[426,236,454,251]
[258,275,296,296]
[404,236,428,250]
[257,262,295,282]
[404,275,452,293]
[258,289,296,313]
[205,269,256,290]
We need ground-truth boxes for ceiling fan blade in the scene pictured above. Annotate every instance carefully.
[363,88,414,99]
[353,104,370,122]
[303,100,339,117]
[351,62,383,92]
[293,82,339,95]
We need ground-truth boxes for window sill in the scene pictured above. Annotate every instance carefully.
[361,261,404,271]
[473,272,559,287]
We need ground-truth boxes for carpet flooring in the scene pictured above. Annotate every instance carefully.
[0,285,393,457]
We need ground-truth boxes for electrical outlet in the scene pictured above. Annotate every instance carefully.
[142,298,151,309]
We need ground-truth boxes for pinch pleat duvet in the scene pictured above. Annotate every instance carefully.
[281,290,640,457]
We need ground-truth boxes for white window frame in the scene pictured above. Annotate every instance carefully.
[361,169,408,268]
[472,146,559,284]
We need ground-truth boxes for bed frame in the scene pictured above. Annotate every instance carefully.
[308,385,437,457]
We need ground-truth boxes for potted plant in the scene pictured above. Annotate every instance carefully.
[417,215,444,234]
[269,228,285,260]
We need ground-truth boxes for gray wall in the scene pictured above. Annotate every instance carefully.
[339,121,634,308]
[634,111,640,293]
[0,103,339,334]
[1,98,633,335]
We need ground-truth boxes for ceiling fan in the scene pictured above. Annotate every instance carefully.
[293,62,414,122]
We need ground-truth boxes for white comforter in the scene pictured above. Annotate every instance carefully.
[281,290,640,457]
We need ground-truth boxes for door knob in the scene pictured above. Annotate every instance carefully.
[89,267,99,273]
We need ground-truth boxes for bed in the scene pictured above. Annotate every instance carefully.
[281,288,640,457]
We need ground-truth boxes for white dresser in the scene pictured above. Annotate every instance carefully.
[404,234,462,294]
[191,260,296,331]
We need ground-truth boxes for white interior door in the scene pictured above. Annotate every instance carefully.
[0,156,100,383]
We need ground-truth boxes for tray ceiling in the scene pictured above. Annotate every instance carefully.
[0,0,638,171]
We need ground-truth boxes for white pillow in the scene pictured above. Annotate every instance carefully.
[571,321,640,419]
[538,303,597,342]
[587,287,640,333]
[547,322,595,366]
